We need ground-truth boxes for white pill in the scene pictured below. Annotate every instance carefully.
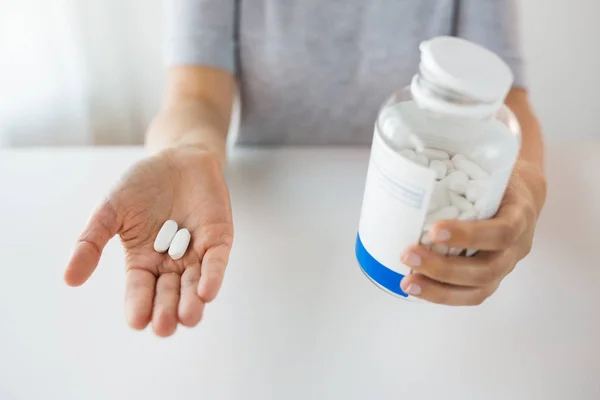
[414,154,429,166]
[448,248,464,256]
[441,170,466,184]
[444,171,469,195]
[474,198,487,213]
[433,244,449,256]
[465,180,491,203]
[465,180,489,202]
[466,249,478,257]
[153,220,179,253]
[470,179,492,191]
[453,157,490,180]
[459,210,478,221]
[400,149,416,161]
[425,205,460,230]
[168,228,191,260]
[443,159,454,171]
[422,148,450,160]
[420,231,433,247]
[449,191,474,213]
[428,182,451,212]
[429,160,448,180]
[451,153,466,163]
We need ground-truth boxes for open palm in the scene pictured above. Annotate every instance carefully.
[64,147,233,337]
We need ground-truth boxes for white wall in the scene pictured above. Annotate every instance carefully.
[1,0,598,145]
[73,0,165,145]
[0,0,165,147]
[520,0,600,141]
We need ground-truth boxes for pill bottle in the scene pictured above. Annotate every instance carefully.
[355,36,521,299]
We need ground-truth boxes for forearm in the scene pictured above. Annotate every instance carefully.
[505,87,547,211]
[505,88,544,171]
[146,66,236,165]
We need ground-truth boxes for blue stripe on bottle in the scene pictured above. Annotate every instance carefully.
[355,233,409,297]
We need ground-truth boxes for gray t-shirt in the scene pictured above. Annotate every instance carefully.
[167,0,525,146]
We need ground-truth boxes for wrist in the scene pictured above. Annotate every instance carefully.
[170,136,227,168]
[515,160,548,215]
[145,105,228,168]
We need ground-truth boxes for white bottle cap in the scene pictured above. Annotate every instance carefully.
[412,36,514,117]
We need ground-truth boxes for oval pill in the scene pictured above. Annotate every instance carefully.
[451,154,466,163]
[449,191,474,213]
[443,159,454,171]
[444,170,469,195]
[422,148,450,160]
[469,179,491,190]
[465,249,478,257]
[414,154,429,166]
[400,149,416,161]
[168,228,191,260]
[474,198,487,212]
[429,160,448,180]
[459,210,478,221]
[466,186,485,203]
[453,157,490,180]
[442,170,468,184]
[153,220,179,253]
[448,248,464,256]
[428,181,451,212]
[433,244,449,256]
[425,205,460,230]
[420,231,433,247]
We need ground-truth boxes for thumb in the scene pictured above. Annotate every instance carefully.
[64,200,120,286]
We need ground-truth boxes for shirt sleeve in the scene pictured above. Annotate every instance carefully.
[455,0,526,88]
[165,0,237,73]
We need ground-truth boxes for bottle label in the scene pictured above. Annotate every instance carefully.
[356,130,436,297]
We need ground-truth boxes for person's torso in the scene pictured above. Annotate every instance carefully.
[236,0,458,146]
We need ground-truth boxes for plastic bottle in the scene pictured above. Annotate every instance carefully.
[355,36,521,299]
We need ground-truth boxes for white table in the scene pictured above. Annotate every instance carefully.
[0,143,599,400]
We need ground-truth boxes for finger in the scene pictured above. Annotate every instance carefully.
[428,202,530,251]
[400,273,495,306]
[64,201,120,286]
[124,269,156,330]
[178,264,205,327]
[152,273,180,337]
[197,244,231,303]
[401,245,510,287]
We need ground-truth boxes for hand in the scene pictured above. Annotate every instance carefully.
[399,161,547,306]
[64,146,233,336]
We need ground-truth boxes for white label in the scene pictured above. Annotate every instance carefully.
[358,131,436,275]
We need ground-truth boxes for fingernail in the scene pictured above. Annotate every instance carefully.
[406,284,422,296]
[434,228,451,242]
[401,251,422,268]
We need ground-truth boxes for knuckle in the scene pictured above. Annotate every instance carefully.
[425,256,453,281]
[476,263,498,286]
[522,203,538,224]
[521,239,534,258]
[470,295,487,306]
[496,221,516,248]
[471,287,494,306]
[205,253,228,271]
[206,268,225,281]
[204,246,231,271]
[461,226,479,249]
[432,290,452,306]
[200,223,234,247]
